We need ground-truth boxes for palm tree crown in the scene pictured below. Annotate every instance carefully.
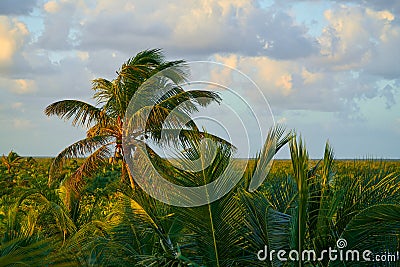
[44,48,222,199]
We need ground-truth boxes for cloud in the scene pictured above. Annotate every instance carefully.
[257,11,319,59]
[0,77,36,95]
[0,0,399,158]
[10,79,37,94]
[340,1,400,15]
[0,17,29,70]
[276,116,287,124]
[32,55,94,98]
[2,0,397,117]
[43,1,60,13]
[315,6,400,78]
[380,84,397,108]
[76,51,89,61]
[35,0,78,50]
[212,48,397,117]
[74,0,318,59]
[275,0,400,15]
[13,118,34,129]
[0,0,38,15]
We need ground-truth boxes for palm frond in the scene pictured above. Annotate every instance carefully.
[44,99,107,128]
[92,78,114,105]
[312,142,336,254]
[158,89,222,110]
[16,190,77,238]
[236,189,291,266]
[128,48,165,66]
[334,164,400,234]
[0,237,76,266]
[289,137,309,256]
[64,144,113,193]
[248,125,292,192]
[332,204,400,266]
[49,135,112,185]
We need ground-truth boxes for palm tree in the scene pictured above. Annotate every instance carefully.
[118,133,397,266]
[102,126,292,266]
[44,48,224,207]
[1,150,23,175]
[0,172,116,266]
[239,138,400,266]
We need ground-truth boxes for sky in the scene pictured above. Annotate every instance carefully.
[0,0,399,159]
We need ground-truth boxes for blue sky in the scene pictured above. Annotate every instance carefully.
[0,0,399,158]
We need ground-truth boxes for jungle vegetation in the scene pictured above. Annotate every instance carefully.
[1,49,399,266]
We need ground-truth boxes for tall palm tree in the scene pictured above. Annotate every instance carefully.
[44,48,223,206]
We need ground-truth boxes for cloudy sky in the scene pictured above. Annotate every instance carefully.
[0,0,399,158]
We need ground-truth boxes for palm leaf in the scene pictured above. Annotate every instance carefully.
[289,137,309,266]
[64,144,113,193]
[48,135,112,185]
[328,204,400,266]
[248,125,293,192]
[237,189,292,266]
[0,237,77,267]
[44,99,107,128]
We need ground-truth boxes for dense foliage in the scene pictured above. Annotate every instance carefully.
[1,49,399,266]
[1,149,399,266]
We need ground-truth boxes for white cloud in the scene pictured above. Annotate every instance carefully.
[13,118,34,129]
[73,0,317,59]
[44,1,60,13]
[35,0,77,50]
[10,79,36,94]
[0,16,29,68]
[7,0,396,118]
[316,6,400,78]
[76,51,89,61]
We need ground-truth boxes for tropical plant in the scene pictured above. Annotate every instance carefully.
[13,47,395,267]
[44,48,224,208]
[239,138,400,266]
[0,163,121,266]
[101,126,291,266]
[1,150,23,175]
[0,187,76,266]
[0,136,399,266]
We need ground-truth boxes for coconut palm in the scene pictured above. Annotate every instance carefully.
[1,150,23,175]
[0,187,77,266]
[44,49,224,204]
[0,176,120,266]
[101,126,292,266]
[239,138,400,266]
